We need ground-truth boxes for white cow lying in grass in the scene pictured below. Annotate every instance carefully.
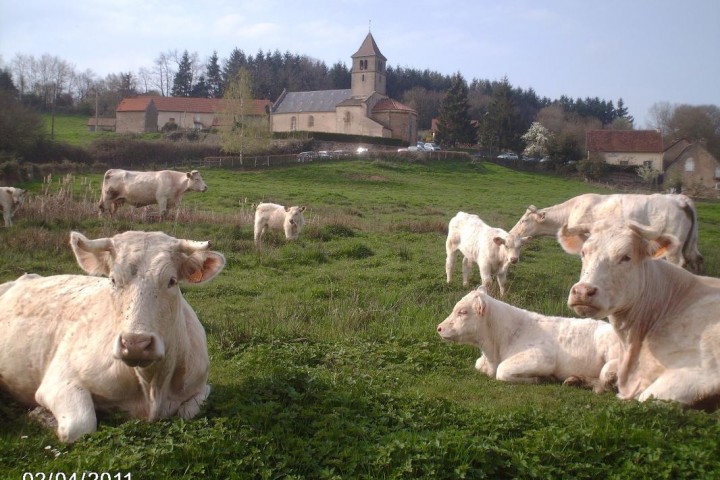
[445,211,530,296]
[437,287,623,392]
[254,202,306,246]
[0,186,26,227]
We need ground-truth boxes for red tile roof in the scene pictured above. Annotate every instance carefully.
[586,130,663,153]
[372,98,415,113]
[116,96,271,116]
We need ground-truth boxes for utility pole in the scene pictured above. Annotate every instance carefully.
[94,87,99,132]
[51,82,56,139]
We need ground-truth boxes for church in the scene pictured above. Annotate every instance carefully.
[270,33,418,144]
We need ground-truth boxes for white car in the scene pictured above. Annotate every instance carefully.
[497,152,519,160]
[424,143,441,151]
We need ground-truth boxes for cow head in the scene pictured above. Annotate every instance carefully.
[437,287,489,344]
[2,187,25,211]
[493,232,531,265]
[558,221,679,319]
[187,170,208,192]
[70,231,225,368]
[283,206,306,240]
[509,205,547,237]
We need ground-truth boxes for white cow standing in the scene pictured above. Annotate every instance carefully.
[437,287,622,392]
[445,211,530,296]
[509,193,703,272]
[98,169,208,217]
[254,202,306,247]
[559,221,720,407]
[0,186,26,227]
[0,230,226,442]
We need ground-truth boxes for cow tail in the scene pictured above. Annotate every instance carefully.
[679,196,704,274]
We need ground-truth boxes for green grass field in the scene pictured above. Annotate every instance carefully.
[1,159,720,479]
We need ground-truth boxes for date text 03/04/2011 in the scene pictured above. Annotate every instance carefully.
[22,473,131,480]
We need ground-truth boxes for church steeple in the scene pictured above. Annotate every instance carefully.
[351,32,387,97]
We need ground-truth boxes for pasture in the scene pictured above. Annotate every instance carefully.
[2,159,720,479]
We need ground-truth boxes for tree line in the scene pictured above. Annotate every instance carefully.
[1,47,718,161]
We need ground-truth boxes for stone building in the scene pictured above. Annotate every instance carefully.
[586,130,664,171]
[664,139,720,198]
[270,33,417,144]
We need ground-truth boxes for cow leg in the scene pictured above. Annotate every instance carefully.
[35,378,97,443]
[478,262,494,293]
[3,210,11,227]
[496,349,554,384]
[475,354,497,378]
[461,257,474,287]
[445,247,458,283]
[638,368,720,405]
[157,197,168,219]
[177,384,211,419]
[254,222,266,246]
[495,265,509,296]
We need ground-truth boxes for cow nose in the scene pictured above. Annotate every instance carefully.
[510,257,519,264]
[437,325,443,332]
[117,332,164,365]
[571,284,597,299]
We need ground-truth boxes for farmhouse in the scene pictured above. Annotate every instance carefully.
[270,33,418,144]
[664,139,720,198]
[114,96,272,134]
[586,129,664,171]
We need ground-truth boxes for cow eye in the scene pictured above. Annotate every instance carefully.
[620,255,631,263]
[168,277,178,288]
[458,309,468,315]
[110,276,116,287]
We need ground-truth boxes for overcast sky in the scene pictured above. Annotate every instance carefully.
[1,0,718,126]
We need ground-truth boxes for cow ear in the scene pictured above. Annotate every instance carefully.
[647,234,680,260]
[473,292,487,316]
[284,206,290,212]
[537,212,546,222]
[300,206,306,212]
[557,224,588,255]
[521,236,532,245]
[181,251,226,284]
[493,236,505,246]
[70,231,114,276]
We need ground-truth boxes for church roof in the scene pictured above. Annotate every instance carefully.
[372,98,415,113]
[273,89,352,113]
[351,32,386,61]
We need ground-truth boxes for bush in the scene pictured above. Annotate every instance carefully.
[576,153,609,181]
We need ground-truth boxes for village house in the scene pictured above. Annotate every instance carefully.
[586,129,664,171]
[270,33,418,144]
[664,139,720,198]
[112,96,271,134]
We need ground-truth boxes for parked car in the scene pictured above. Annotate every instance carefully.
[416,141,427,150]
[332,149,350,158]
[497,152,519,160]
[356,146,369,155]
[317,150,332,159]
[297,151,318,162]
[424,142,441,151]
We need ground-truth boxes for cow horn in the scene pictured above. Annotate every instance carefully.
[177,239,210,253]
[73,232,113,252]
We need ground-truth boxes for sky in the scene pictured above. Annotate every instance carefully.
[1,0,718,127]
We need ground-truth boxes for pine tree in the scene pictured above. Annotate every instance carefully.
[479,76,521,153]
[171,50,193,97]
[206,51,223,98]
[615,98,634,125]
[435,73,476,147]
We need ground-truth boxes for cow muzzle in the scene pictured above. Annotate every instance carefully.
[568,283,600,318]
[114,332,165,367]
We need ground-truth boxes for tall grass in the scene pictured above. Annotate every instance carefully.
[1,159,720,478]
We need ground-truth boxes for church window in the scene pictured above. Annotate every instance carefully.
[308,115,314,128]
[685,158,695,172]
[715,166,720,178]
[290,116,297,131]
[344,112,351,124]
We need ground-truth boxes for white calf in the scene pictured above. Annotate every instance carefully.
[437,287,623,392]
[0,187,26,227]
[254,202,306,246]
[445,211,530,296]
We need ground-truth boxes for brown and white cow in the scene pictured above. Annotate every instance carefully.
[0,186,26,227]
[559,221,720,407]
[253,202,306,247]
[98,169,208,217]
[0,230,225,442]
[437,287,622,392]
[509,193,703,272]
[445,211,530,296]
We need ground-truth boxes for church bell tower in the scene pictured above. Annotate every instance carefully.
[351,32,387,98]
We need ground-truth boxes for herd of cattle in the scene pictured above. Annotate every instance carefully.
[0,168,718,443]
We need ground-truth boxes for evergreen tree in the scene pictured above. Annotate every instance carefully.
[479,76,521,153]
[222,48,247,91]
[171,50,193,97]
[206,51,223,98]
[615,98,634,126]
[190,75,209,98]
[435,73,476,147]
